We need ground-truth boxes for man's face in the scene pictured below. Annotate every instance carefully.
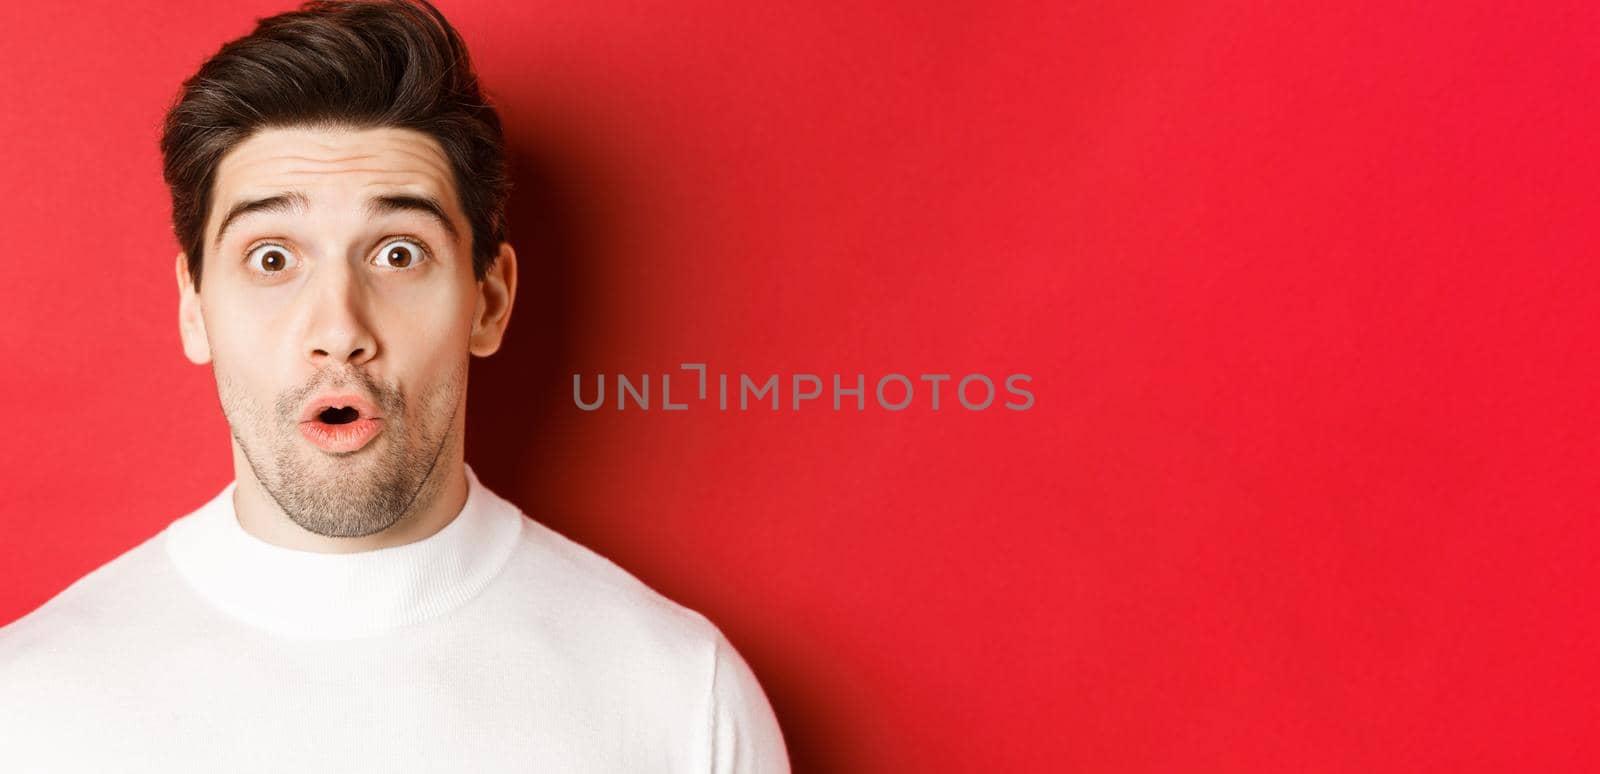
[176,125,503,538]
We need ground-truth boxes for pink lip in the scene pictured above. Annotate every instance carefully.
[298,416,384,453]
[299,392,383,424]
[295,389,385,453]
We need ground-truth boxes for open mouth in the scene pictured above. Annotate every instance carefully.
[316,405,363,425]
[299,400,384,453]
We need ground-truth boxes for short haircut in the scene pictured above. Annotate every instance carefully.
[159,0,510,292]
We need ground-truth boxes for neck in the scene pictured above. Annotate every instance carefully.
[229,442,467,554]
[165,461,525,639]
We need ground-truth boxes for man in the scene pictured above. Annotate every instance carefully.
[0,1,790,771]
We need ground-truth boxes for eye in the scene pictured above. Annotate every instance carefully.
[244,243,296,275]
[374,238,430,270]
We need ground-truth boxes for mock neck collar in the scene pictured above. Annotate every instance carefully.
[165,463,524,640]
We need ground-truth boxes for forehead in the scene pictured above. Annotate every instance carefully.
[208,125,459,230]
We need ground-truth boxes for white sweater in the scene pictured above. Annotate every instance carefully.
[0,464,790,773]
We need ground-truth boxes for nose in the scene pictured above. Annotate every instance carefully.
[300,255,378,369]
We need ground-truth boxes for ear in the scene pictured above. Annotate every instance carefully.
[175,252,212,365]
[469,241,518,357]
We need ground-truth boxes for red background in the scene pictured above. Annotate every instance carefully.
[2,1,1597,771]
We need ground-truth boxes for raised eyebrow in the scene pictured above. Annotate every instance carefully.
[365,193,460,243]
[212,191,310,251]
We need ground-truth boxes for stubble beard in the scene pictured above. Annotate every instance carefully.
[216,358,466,538]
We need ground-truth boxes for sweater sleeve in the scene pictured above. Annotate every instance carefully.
[708,630,791,774]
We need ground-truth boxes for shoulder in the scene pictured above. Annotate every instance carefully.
[0,526,187,722]
[502,514,724,653]
[0,529,175,656]
[478,503,742,698]
[494,515,790,770]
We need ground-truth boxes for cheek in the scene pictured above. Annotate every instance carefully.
[209,325,279,397]
[212,360,276,428]
[377,291,473,403]
[201,304,288,423]
[203,289,284,361]
[388,279,473,328]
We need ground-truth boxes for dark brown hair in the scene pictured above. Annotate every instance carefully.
[160,0,509,292]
